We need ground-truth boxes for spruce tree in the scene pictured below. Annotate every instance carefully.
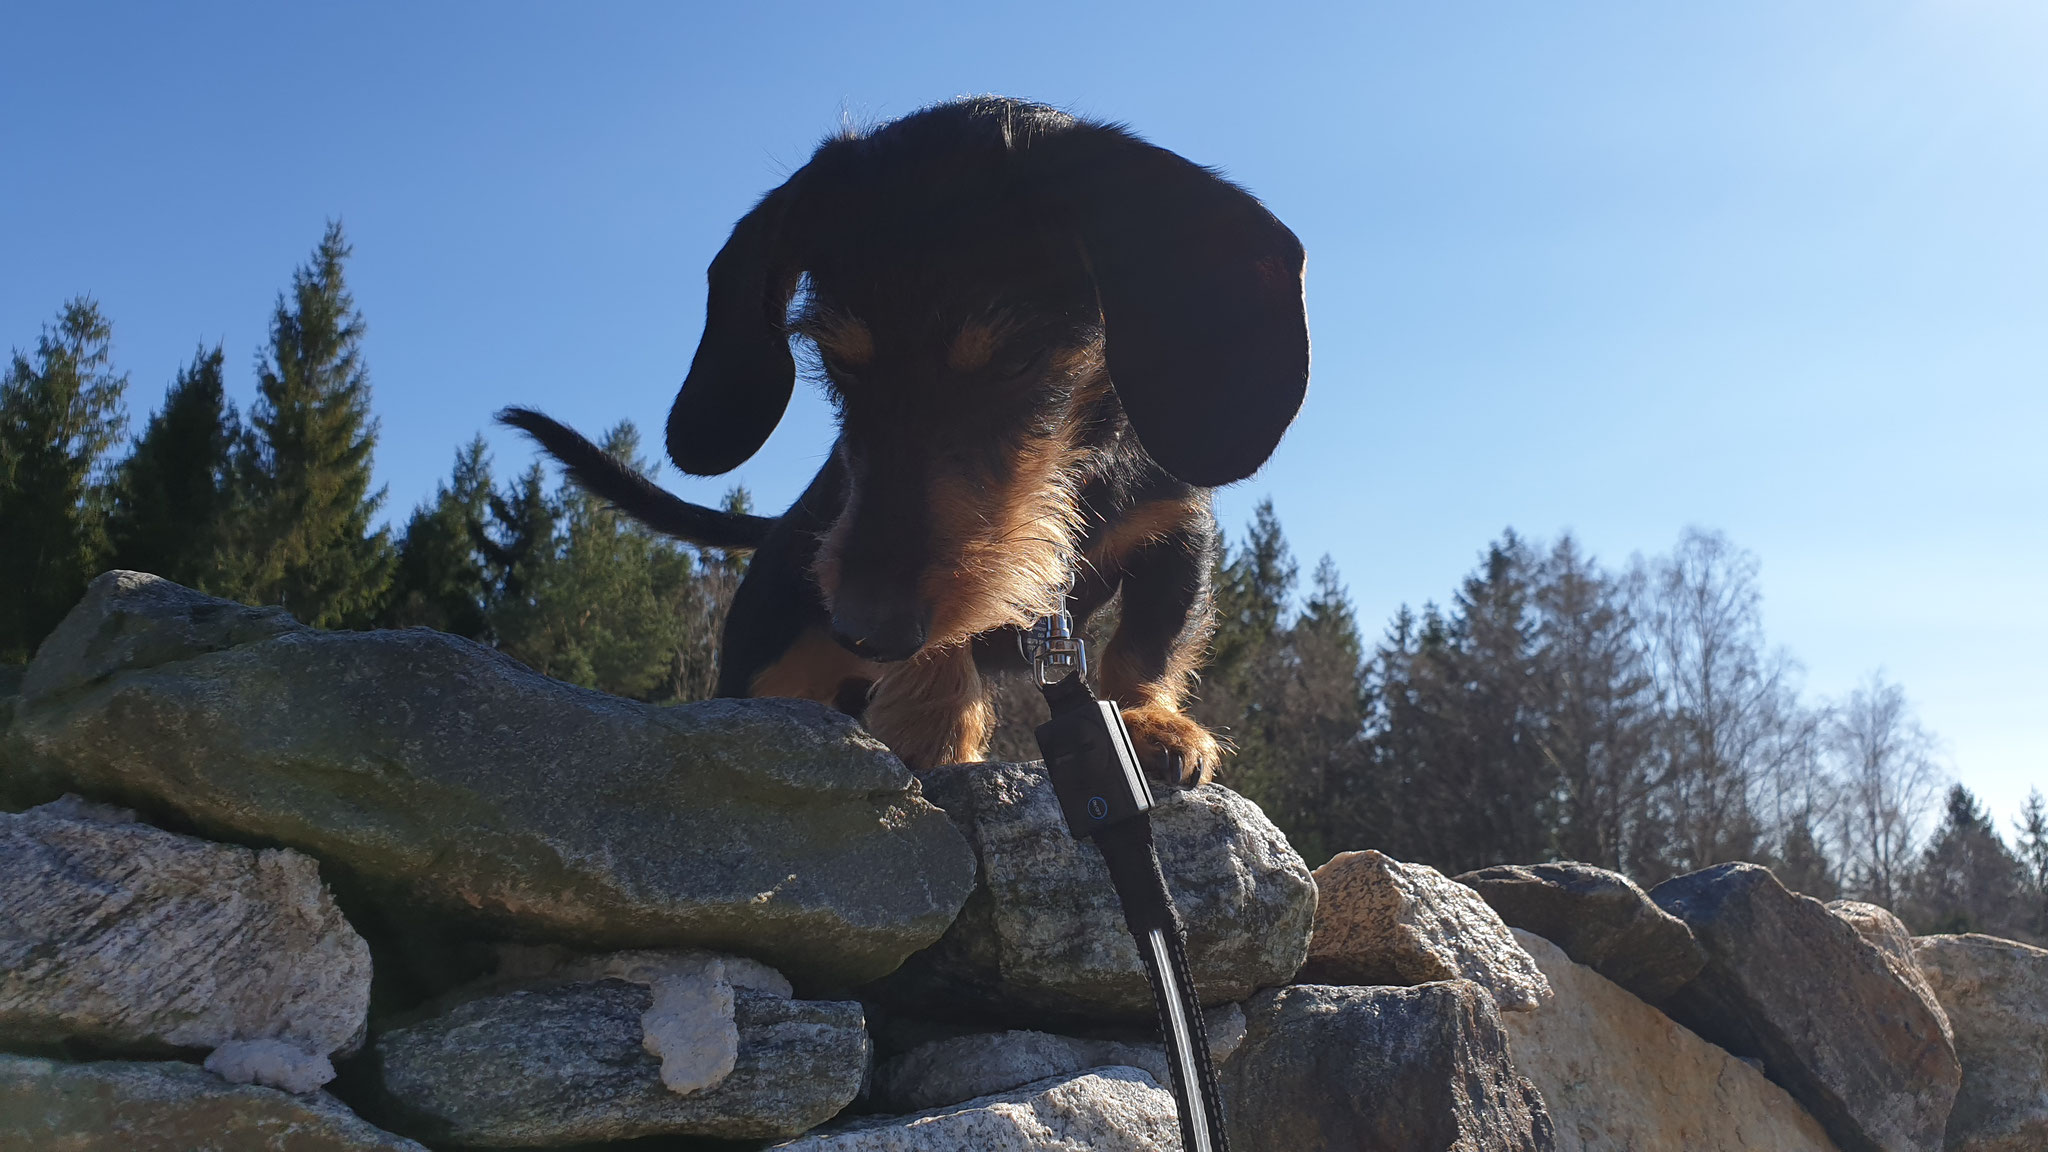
[220,222,393,627]
[385,437,493,637]
[1911,785,2026,936]
[107,345,237,589]
[2014,790,2048,942]
[0,299,128,660]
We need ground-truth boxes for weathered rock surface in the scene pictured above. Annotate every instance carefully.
[1828,900,1953,1048]
[871,1003,1247,1113]
[1650,863,1958,1152]
[5,571,976,987]
[1913,933,2048,1152]
[1504,928,1840,1152]
[1457,861,1705,1003]
[0,795,370,1081]
[375,979,867,1146]
[1302,850,1551,1013]
[1222,981,1553,1152]
[0,1053,426,1151]
[879,760,1315,1021]
[777,1068,1182,1151]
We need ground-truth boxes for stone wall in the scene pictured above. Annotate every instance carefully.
[1,573,2039,1151]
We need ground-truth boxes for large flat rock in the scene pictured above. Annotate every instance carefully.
[1504,928,1840,1152]
[1650,863,1958,1152]
[1912,933,2048,1152]
[0,1054,425,1151]
[374,979,867,1146]
[1304,850,1551,1013]
[1222,982,1554,1151]
[775,1068,1182,1152]
[4,572,977,987]
[0,795,369,1077]
[876,760,1315,1022]
[1457,861,1705,1003]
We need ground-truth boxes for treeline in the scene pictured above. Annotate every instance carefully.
[7,225,2040,942]
[0,223,741,700]
[1187,503,2047,942]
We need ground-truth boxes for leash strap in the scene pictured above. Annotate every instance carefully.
[1028,616,1230,1152]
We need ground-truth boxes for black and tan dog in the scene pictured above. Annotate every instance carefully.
[503,97,1308,785]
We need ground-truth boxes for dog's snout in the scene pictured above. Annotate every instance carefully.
[830,601,930,663]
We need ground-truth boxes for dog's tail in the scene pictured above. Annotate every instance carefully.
[496,407,777,551]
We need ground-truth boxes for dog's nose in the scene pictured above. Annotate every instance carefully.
[830,604,929,663]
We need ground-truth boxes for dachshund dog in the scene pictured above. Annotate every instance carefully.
[502,96,1308,785]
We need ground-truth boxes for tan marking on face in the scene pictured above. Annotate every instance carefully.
[863,643,993,770]
[947,321,997,372]
[810,313,874,367]
[750,626,883,703]
[920,432,1086,647]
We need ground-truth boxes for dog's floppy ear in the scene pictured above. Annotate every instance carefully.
[1046,131,1308,488]
[667,180,805,476]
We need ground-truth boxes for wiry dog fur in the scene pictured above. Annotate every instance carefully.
[502,97,1309,784]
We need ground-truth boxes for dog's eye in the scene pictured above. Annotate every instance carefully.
[991,348,1049,381]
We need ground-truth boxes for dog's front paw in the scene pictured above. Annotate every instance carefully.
[1117,703,1222,787]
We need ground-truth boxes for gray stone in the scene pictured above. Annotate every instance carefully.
[871,1003,1248,1113]
[1651,863,1959,1152]
[776,1068,1182,1151]
[375,980,867,1146]
[6,572,976,987]
[1457,861,1706,1003]
[0,797,370,1081]
[1504,929,1840,1152]
[878,759,1315,1022]
[0,1053,426,1151]
[1912,933,2048,1152]
[1828,900,1953,1049]
[1222,981,1554,1152]
[1302,850,1551,1013]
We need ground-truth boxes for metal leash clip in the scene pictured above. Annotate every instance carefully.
[1019,609,1088,686]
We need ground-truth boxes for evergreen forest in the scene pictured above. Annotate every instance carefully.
[5,223,2041,943]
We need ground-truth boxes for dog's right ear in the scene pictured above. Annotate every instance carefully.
[667,180,805,476]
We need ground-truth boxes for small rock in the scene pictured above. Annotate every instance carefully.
[1301,850,1551,1013]
[1912,933,2048,1152]
[775,1068,1182,1151]
[376,980,867,1146]
[1827,900,1954,1049]
[1222,981,1553,1151]
[871,1003,1248,1113]
[1503,929,1840,1152]
[0,797,370,1071]
[0,1053,425,1151]
[1456,861,1705,1003]
[1651,863,1958,1152]
[204,1038,337,1096]
[7,572,976,987]
[877,760,1315,1021]
[639,954,738,1094]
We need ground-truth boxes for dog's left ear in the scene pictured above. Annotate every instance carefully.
[1043,129,1308,488]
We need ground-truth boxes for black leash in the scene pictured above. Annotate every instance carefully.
[1024,611,1229,1152]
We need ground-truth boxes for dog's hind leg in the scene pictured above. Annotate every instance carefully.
[863,643,994,772]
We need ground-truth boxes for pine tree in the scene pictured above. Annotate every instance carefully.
[219,222,393,627]
[385,437,493,637]
[1530,534,1660,874]
[0,299,128,661]
[1911,784,2026,936]
[492,423,694,699]
[2014,789,2048,942]
[107,345,237,589]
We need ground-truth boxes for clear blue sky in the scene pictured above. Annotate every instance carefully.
[4,3,2042,829]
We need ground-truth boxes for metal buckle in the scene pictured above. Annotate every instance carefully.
[1020,610,1088,687]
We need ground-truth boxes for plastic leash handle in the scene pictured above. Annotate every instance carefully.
[1035,671,1230,1152]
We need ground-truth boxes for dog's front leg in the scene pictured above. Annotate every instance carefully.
[864,643,993,772]
[1096,526,1224,787]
